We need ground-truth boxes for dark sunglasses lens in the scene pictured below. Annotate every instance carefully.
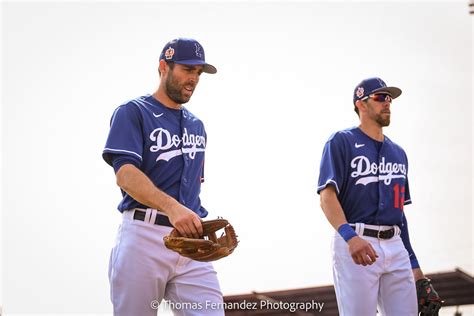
[373,94,392,102]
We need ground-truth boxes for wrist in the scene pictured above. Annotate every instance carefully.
[412,268,424,281]
[338,223,358,242]
[158,195,180,216]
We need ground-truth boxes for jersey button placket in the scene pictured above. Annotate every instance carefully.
[379,153,385,210]
[379,177,384,210]
[181,150,190,205]
[376,153,384,223]
[378,144,385,210]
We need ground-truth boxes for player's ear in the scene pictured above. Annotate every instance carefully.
[355,99,366,114]
[158,59,167,77]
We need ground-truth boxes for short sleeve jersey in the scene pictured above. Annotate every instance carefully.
[317,127,411,225]
[102,94,208,217]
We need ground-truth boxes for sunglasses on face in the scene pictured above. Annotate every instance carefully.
[364,93,392,103]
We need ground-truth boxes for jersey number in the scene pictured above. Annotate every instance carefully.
[393,183,405,210]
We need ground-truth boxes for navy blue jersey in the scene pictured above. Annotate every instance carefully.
[103,94,208,217]
[317,127,411,226]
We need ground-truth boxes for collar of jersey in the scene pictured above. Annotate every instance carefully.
[146,94,183,114]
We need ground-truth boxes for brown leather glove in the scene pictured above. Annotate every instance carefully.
[163,219,238,262]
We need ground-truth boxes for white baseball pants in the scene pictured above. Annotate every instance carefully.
[108,209,224,316]
[331,224,418,316]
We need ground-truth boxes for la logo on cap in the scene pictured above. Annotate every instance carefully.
[194,43,203,58]
[165,47,175,60]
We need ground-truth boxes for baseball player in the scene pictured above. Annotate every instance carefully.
[317,77,438,315]
[103,38,223,316]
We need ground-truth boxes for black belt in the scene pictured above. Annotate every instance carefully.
[132,210,173,227]
[353,226,395,239]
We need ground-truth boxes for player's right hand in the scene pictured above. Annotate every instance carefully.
[167,204,203,238]
[347,236,378,266]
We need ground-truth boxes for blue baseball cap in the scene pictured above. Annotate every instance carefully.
[353,77,402,104]
[159,38,217,74]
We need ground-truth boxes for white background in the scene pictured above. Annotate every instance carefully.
[1,1,473,315]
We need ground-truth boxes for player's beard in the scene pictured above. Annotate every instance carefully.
[367,103,391,127]
[165,72,194,105]
[375,111,391,127]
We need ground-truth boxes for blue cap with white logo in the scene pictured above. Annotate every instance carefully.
[353,77,402,104]
[159,38,217,74]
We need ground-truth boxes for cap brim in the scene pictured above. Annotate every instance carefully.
[372,86,402,99]
[202,64,217,74]
[174,60,217,74]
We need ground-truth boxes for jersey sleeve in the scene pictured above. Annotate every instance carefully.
[399,212,420,268]
[103,103,143,167]
[111,154,141,173]
[404,178,412,205]
[317,134,346,195]
[403,149,412,205]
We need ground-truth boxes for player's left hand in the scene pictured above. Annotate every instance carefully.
[416,278,443,315]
